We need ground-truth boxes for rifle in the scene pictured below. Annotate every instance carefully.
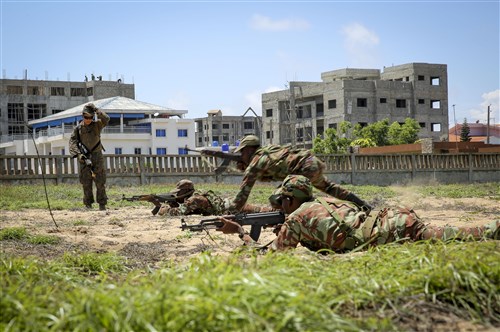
[184,145,242,175]
[72,142,96,179]
[122,193,179,215]
[180,211,285,241]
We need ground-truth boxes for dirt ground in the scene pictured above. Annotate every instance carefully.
[1,191,498,268]
[1,191,499,331]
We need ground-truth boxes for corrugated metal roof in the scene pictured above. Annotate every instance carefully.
[29,96,187,125]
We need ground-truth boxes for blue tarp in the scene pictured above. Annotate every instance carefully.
[31,113,145,128]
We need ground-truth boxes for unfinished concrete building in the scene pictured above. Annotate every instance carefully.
[194,108,262,147]
[0,74,135,139]
[261,63,449,148]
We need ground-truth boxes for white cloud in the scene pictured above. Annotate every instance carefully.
[250,14,310,32]
[468,89,500,123]
[166,91,190,110]
[244,91,262,114]
[341,22,380,67]
[265,86,283,93]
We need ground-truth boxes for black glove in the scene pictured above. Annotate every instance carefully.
[346,193,373,213]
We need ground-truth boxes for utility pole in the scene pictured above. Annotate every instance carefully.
[486,104,491,144]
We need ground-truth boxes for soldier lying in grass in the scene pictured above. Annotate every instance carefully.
[216,175,499,252]
[158,179,274,217]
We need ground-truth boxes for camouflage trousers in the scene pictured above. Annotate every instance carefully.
[367,207,499,245]
[79,151,107,206]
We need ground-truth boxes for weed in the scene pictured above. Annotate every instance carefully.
[0,227,28,240]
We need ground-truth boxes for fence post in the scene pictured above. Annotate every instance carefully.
[468,153,473,182]
[139,156,146,185]
[56,156,63,185]
[350,153,356,185]
[411,154,416,181]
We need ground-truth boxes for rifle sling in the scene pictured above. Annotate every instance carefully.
[76,125,103,155]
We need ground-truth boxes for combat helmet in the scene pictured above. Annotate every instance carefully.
[277,175,313,200]
[234,135,260,153]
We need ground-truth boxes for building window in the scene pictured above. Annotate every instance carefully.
[328,99,336,109]
[431,76,440,86]
[134,148,142,154]
[328,123,337,130]
[115,147,122,154]
[358,122,368,128]
[431,123,441,132]
[244,122,254,129]
[50,87,65,96]
[266,131,272,139]
[418,99,425,104]
[27,104,46,120]
[178,129,188,137]
[222,123,230,129]
[266,109,273,117]
[212,124,218,129]
[419,122,426,128]
[178,147,188,155]
[296,128,303,142]
[222,134,229,141]
[156,129,166,137]
[27,86,42,95]
[8,103,24,123]
[316,103,324,116]
[87,87,93,96]
[198,137,202,143]
[396,99,407,108]
[71,87,85,96]
[431,100,441,109]
[418,75,425,81]
[52,109,64,114]
[156,148,167,155]
[7,86,23,94]
[357,98,367,107]
[212,136,219,143]
[379,98,387,104]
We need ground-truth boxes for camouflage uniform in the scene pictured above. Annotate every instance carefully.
[229,135,357,212]
[69,103,110,209]
[160,179,273,216]
[269,175,498,252]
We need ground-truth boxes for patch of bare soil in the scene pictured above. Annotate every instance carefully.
[1,195,498,331]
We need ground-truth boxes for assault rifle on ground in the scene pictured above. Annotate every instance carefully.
[180,211,285,241]
[184,145,242,175]
[122,193,179,215]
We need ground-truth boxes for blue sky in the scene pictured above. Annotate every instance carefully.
[2,0,499,126]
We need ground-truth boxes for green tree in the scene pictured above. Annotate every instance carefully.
[350,138,376,148]
[388,118,420,145]
[460,118,471,142]
[312,121,353,154]
[353,119,390,146]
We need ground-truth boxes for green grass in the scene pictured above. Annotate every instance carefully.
[1,182,499,330]
[2,182,498,211]
[417,183,500,199]
[1,241,498,331]
[0,227,61,245]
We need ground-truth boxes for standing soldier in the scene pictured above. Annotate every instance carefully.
[69,103,110,210]
[227,135,372,213]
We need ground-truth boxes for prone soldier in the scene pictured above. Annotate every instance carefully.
[158,179,274,217]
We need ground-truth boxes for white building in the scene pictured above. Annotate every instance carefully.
[0,96,195,156]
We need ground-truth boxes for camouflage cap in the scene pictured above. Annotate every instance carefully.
[234,135,260,152]
[174,179,194,193]
[277,175,313,200]
[83,103,98,116]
